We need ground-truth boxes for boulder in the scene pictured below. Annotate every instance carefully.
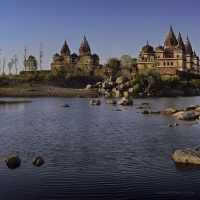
[113,109,122,111]
[59,104,69,107]
[116,76,128,84]
[90,99,101,105]
[141,110,149,114]
[123,91,129,98]
[85,84,93,90]
[106,100,116,104]
[134,105,151,109]
[173,110,197,120]
[172,147,200,164]
[118,97,133,106]
[102,82,112,89]
[5,155,21,169]
[32,155,45,166]
[184,105,199,111]
[128,88,137,97]
[165,108,177,114]
[115,90,123,97]
[195,107,200,112]
[109,76,116,82]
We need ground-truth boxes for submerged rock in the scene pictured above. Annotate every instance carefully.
[106,100,116,104]
[32,155,45,166]
[172,147,200,164]
[5,155,21,169]
[90,99,101,105]
[59,104,69,107]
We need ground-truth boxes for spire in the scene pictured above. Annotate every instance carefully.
[193,50,197,57]
[60,39,70,55]
[164,25,178,46]
[177,31,186,52]
[79,35,91,56]
[147,40,149,45]
[184,35,193,54]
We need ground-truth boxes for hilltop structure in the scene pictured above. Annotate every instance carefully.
[51,36,100,72]
[138,25,199,74]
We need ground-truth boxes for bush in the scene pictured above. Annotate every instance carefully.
[2,79,9,85]
[133,83,142,92]
[45,73,56,80]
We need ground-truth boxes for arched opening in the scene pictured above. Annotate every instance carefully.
[164,62,166,66]
[177,55,179,58]
[167,62,169,65]
[171,62,173,65]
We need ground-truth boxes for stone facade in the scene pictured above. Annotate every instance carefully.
[138,25,199,74]
[51,36,100,72]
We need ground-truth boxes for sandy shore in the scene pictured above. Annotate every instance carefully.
[0,85,101,98]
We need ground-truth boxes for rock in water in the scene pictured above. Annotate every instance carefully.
[172,147,200,164]
[5,155,21,169]
[106,100,116,104]
[32,155,45,166]
[59,104,69,107]
[173,110,197,120]
[117,97,133,106]
[90,99,101,105]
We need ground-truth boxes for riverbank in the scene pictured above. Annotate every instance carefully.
[0,85,101,98]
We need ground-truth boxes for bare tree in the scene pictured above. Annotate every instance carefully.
[8,60,13,75]
[0,48,2,74]
[2,57,6,75]
[23,45,28,72]
[13,55,19,75]
[39,43,43,71]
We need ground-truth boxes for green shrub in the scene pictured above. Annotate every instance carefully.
[133,83,142,92]
[2,79,9,85]
[45,73,56,80]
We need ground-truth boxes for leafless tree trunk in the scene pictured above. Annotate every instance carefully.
[39,43,43,71]
[8,61,13,75]
[13,55,19,75]
[23,45,28,73]
[0,48,2,74]
[2,57,6,75]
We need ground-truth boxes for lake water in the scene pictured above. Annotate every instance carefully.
[0,97,200,199]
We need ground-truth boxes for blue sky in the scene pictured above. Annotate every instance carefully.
[0,0,200,73]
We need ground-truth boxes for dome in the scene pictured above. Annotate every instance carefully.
[53,53,59,57]
[155,44,164,51]
[71,53,78,57]
[141,41,154,53]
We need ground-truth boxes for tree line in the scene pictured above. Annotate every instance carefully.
[0,43,43,75]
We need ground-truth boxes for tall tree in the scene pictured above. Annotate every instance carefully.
[13,55,19,75]
[23,45,28,72]
[104,57,121,76]
[39,43,43,71]
[2,57,6,75]
[27,55,37,72]
[0,48,2,74]
[120,55,132,68]
[7,60,14,75]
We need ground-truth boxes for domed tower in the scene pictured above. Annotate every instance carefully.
[155,44,164,58]
[177,31,186,52]
[164,25,178,47]
[192,50,199,74]
[60,39,70,55]
[138,41,156,70]
[184,35,193,71]
[79,36,91,56]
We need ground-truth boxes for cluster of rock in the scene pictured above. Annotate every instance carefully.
[5,155,45,169]
[85,76,151,97]
[90,97,133,106]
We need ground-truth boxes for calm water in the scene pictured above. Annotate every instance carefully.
[0,97,200,199]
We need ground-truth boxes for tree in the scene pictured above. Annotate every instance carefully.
[120,55,132,68]
[13,55,19,75]
[0,48,2,74]
[2,57,6,75]
[7,60,14,75]
[27,55,38,72]
[104,57,121,76]
[23,45,28,72]
[39,43,43,71]
[149,59,159,75]
[76,57,94,76]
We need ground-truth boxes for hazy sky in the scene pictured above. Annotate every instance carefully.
[1,0,200,73]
